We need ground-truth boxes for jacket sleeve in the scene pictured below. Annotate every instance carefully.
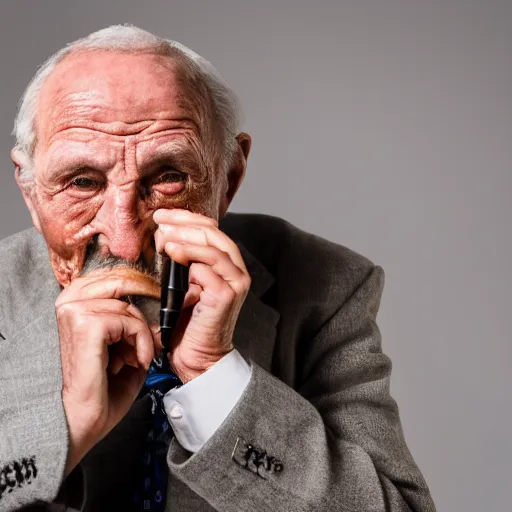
[0,307,70,511]
[166,266,436,511]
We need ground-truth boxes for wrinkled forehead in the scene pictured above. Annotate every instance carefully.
[35,50,206,151]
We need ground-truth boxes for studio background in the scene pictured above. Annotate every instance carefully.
[0,1,510,511]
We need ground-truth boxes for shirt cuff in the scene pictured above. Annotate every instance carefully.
[162,349,252,453]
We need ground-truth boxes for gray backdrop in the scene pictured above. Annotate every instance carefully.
[1,1,510,511]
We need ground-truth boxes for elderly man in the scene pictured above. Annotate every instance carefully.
[0,25,435,512]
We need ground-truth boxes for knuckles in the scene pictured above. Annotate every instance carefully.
[241,274,252,291]
[56,302,99,340]
[56,301,83,322]
[218,285,237,304]
[231,273,251,297]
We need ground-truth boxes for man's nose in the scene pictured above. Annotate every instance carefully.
[96,186,148,262]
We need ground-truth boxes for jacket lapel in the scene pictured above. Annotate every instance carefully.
[233,243,280,373]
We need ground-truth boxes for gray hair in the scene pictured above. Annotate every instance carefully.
[13,24,241,181]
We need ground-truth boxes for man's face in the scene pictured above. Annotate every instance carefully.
[16,51,230,287]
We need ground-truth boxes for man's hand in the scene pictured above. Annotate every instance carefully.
[154,209,251,383]
[55,271,160,476]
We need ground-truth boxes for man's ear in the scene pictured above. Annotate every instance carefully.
[11,147,42,233]
[219,132,251,217]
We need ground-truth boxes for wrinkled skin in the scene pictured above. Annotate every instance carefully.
[14,51,244,285]
[11,50,252,474]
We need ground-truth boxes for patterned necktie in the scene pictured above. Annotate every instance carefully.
[134,350,182,511]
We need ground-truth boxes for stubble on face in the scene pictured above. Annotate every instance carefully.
[26,50,226,287]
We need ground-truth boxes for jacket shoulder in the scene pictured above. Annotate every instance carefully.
[0,228,55,334]
[0,228,48,276]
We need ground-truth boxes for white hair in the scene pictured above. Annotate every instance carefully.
[13,24,241,180]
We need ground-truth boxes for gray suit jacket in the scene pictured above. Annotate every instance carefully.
[0,212,435,511]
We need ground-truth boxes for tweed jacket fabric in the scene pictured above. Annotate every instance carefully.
[0,212,436,511]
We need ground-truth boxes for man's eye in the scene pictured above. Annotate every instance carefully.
[70,177,98,189]
[153,171,186,184]
[146,169,187,197]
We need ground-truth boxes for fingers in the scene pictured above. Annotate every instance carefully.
[153,209,251,302]
[180,282,202,310]
[164,242,249,294]
[62,298,147,323]
[95,312,155,371]
[190,262,236,306]
[154,209,247,273]
[108,341,141,375]
[154,208,218,228]
[57,271,160,305]
[57,300,155,371]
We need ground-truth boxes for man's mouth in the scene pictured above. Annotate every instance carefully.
[81,236,164,326]
[86,264,162,326]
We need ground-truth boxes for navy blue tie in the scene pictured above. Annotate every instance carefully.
[134,351,181,511]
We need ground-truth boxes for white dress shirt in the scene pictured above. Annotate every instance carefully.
[162,349,252,453]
